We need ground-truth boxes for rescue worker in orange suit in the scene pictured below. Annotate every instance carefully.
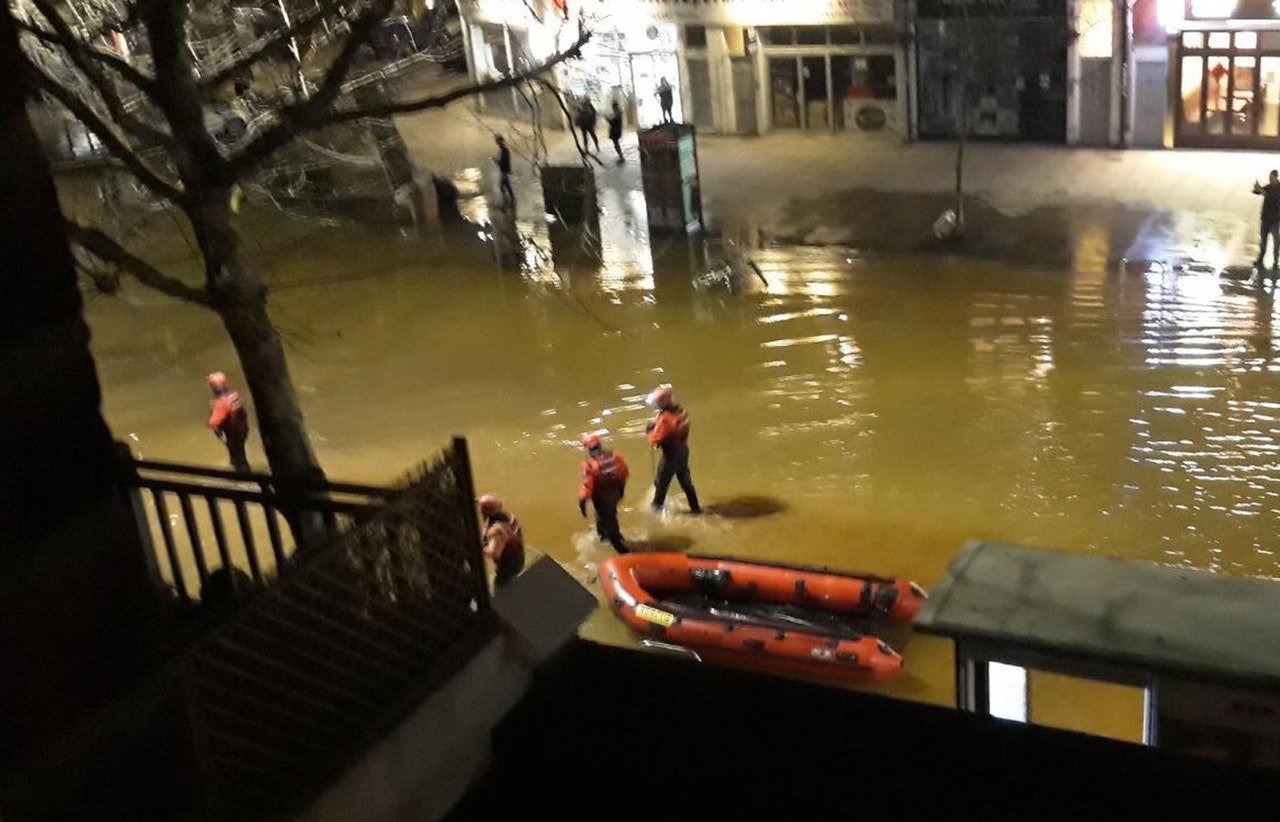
[578,434,630,553]
[646,385,702,514]
[478,494,525,586]
[207,371,251,473]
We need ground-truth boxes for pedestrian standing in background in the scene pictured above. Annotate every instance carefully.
[1253,169,1280,275]
[576,99,600,154]
[657,77,674,124]
[494,134,514,204]
[607,100,625,162]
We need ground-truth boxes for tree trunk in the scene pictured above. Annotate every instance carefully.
[954,77,967,238]
[188,192,331,551]
[188,192,326,491]
[954,14,973,239]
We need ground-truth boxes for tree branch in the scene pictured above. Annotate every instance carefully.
[230,28,591,177]
[325,30,590,125]
[66,221,211,306]
[197,0,350,91]
[17,13,167,145]
[25,56,184,203]
[19,0,156,93]
[227,0,396,175]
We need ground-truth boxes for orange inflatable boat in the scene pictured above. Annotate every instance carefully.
[598,553,927,683]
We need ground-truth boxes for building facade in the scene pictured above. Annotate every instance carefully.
[459,0,1280,150]
[1159,0,1280,148]
[458,0,909,138]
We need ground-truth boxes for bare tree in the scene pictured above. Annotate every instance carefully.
[9,0,589,499]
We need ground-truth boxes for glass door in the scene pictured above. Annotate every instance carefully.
[801,56,829,130]
[1231,55,1257,135]
[1260,56,1280,137]
[769,57,800,128]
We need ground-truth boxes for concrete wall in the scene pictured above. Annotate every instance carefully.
[300,558,596,822]
[300,634,535,822]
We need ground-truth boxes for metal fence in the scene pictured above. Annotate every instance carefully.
[123,458,399,604]
[176,438,493,821]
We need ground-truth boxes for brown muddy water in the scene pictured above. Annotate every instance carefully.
[82,201,1280,740]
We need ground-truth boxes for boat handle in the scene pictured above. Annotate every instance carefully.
[640,640,702,663]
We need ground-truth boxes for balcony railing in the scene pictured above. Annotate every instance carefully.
[176,438,494,819]
[122,458,399,605]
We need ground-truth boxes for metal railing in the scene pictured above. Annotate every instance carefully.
[123,458,399,604]
[177,438,492,820]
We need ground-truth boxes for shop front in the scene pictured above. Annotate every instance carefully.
[1172,1,1280,148]
[758,24,902,135]
[915,0,1069,142]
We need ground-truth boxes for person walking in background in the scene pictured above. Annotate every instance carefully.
[206,371,250,474]
[646,384,701,515]
[478,494,525,587]
[575,99,600,154]
[578,434,630,552]
[494,134,514,204]
[657,77,674,124]
[1253,169,1280,275]
[607,100,625,162]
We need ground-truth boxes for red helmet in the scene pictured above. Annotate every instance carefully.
[582,434,603,451]
[652,385,674,408]
[207,371,229,392]
[477,494,503,516]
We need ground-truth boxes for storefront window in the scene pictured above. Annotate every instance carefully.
[509,29,533,73]
[832,58,854,129]
[481,24,509,77]
[759,26,793,46]
[869,55,897,99]
[802,56,828,127]
[1181,56,1204,123]
[1078,0,1113,58]
[684,25,707,49]
[1235,56,1257,134]
[1261,57,1280,136]
[796,26,826,46]
[1183,32,1205,49]
[917,17,1061,141]
[831,26,859,45]
[1208,31,1231,49]
[769,58,800,128]
[1237,31,1258,50]
[1263,32,1280,50]
[862,25,896,45]
[1205,55,1229,134]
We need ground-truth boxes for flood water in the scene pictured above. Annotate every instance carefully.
[83,199,1280,732]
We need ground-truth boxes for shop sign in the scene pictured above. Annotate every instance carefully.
[639,0,894,26]
[1184,0,1280,19]
[917,0,1065,18]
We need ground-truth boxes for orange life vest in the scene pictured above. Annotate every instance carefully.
[209,390,248,434]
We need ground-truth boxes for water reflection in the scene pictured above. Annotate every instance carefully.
[86,227,1280,599]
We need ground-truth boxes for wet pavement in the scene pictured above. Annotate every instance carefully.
[397,105,1272,270]
[69,112,1280,738]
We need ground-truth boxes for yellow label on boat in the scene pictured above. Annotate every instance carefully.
[635,604,675,627]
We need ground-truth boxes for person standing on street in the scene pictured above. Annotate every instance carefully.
[657,78,674,124]
[578,434,630,552]
[646,385,701,515]
[575,99,600,154]
[1253,169,1280,274]
[206,371,250,474]
[478,494,525,587]
[494,135,514,204]
[607,100,625,162]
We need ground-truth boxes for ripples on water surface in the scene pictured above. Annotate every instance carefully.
[86,226,1280,711]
